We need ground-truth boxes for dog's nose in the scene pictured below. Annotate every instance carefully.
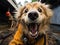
[28,12,38,20]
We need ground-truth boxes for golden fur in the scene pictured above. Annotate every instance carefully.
[9,2,53,45]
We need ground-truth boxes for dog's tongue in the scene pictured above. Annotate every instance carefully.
[31,26,36,33]
[30,23,37,34]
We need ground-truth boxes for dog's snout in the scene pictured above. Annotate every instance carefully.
[28,12,38,20]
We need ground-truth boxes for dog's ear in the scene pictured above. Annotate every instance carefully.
[15,6,26,19]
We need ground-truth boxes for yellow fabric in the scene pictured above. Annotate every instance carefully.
[35,36,44,45]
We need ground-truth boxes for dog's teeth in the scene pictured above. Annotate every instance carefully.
[30,32,37,36]
[30,32,32,35]
[35,32,37,34]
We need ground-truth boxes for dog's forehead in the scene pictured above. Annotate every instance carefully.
[25,2,42,8]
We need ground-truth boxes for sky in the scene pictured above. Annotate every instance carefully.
[15,0,32,6]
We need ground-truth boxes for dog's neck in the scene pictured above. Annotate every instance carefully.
[22,34,46,45]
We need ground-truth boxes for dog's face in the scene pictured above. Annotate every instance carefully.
[15,2,53,38]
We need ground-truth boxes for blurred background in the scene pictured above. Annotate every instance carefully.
[0,0,60,45]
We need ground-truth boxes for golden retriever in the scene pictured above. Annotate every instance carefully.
[9,2,53,45]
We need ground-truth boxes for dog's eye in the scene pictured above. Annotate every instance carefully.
[24,9,28,13]
[38,8,42,12]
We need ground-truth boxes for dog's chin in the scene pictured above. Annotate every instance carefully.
[27,23,40,38]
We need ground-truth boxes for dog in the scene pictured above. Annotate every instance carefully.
[9,2,53,45]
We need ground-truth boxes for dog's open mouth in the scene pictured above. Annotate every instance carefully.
[27,23,39,38]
